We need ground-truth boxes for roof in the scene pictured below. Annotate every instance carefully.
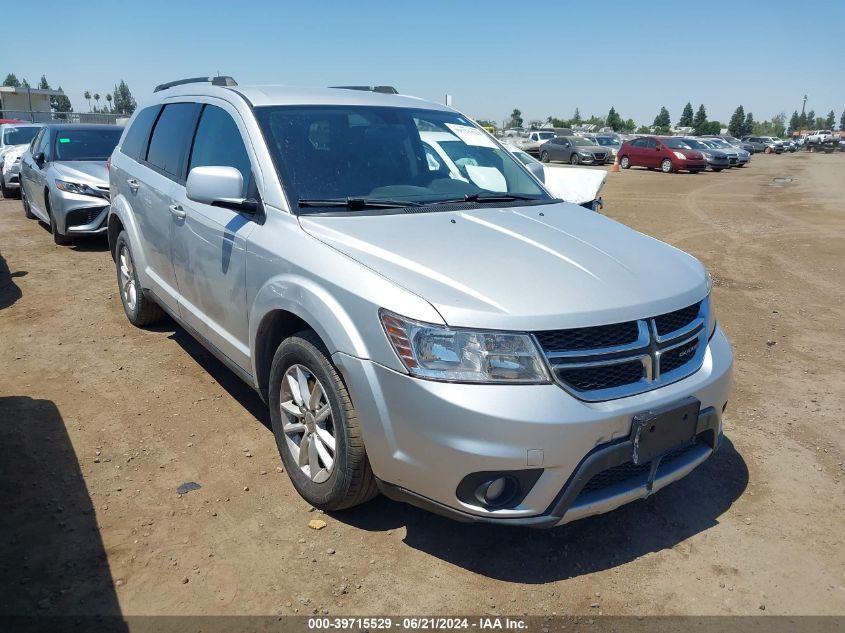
[153,82,447,111]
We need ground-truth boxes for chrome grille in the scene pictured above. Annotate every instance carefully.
[535,298,709,401]
[593,152,607,161]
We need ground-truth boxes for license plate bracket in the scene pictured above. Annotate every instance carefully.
[630,397,700,465]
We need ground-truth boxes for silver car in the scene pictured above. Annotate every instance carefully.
[539,136,612,165]
[0,123,43,197]
[19,124,122,244]
[698,137,751,167]
[108,77,733,527]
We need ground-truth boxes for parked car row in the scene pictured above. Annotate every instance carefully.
[618,135,752,173]
[5,77,734,529]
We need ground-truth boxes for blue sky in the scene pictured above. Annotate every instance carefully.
[6,0,844,126]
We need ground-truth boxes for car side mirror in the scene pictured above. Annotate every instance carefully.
[32,152,45,166]
[186,166,257,212]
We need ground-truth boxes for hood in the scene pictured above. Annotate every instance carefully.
[51,161,108,186]
[679,149,704,160]
[542,167,606,204]
[2,144,27,165]
[300,203,708,331]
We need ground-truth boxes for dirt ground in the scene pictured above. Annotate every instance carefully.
[1,152,844,618]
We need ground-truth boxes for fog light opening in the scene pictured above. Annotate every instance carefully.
[474,476,519,509]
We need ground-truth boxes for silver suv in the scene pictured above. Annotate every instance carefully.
[108,76,733,527]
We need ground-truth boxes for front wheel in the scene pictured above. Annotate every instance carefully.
[114,231,164,326]
[269,331,378,511]
[46,194,72,245]
[21,188,35,218]
[540,151,549,163]
[620,155,631,169]
[661,158,673,173]
[570,153,580,165]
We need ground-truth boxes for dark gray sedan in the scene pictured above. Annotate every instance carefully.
[538,136,612,165]
[682,138,731,171]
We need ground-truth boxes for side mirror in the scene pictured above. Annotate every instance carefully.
[32,152,45,166]
[525,161,545,183]
[186,166,257,212]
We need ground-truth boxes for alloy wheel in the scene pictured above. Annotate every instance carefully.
[280,364,336,483]
[118,246,138,312]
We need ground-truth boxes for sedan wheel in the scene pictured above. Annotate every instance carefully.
[620,156,630,169]
[661,158,673,173]
[540,151,549,163]
[570,153,580,165]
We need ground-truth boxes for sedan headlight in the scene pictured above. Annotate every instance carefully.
[380,310,550,383]
[672,151,687,160]
[702,152,713,160]
[579,151,592,157]
[54,179,101,197]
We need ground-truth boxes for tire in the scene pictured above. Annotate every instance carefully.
[619,156,630,169]
[540,151,549,163]
[269,330,378,511]
[736,164,745,168]
[114,230,164,326]
[0,176,13,199]
[713,168,723,172]
[569,153,580,165]
[21,188,35,218]
[661,158,673,173]
[46,194,72,245]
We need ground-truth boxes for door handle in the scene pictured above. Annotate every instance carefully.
[169,204,187,219]
[127,178,139,192]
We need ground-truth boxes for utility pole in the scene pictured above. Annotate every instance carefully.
[800,94,808,117]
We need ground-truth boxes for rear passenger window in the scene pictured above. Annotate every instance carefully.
[146,103,200,179]
[188,105,253,197]
[121,106,160,161]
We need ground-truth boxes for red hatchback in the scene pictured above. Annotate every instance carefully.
[618,136,707,173]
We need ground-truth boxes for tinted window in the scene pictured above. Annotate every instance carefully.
[53,127,122,161]
[644,138,657,148]
[36,129,51,157]
[146,103,200,178]
[631,138,646,147]
[121,106,160,161]
[188,105,253,197]
[3,126,40,146]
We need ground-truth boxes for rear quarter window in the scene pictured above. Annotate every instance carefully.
[120,106,160,161]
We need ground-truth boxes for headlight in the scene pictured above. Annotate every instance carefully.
[705,272,717,338]
[702,152,713,159]
[380,310,550,383]
[579,151,592,157]
[672,151,686,160]
[54,179,101,196]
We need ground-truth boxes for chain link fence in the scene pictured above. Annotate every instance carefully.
[0,110,128,125]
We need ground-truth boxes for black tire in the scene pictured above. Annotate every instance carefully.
[0,176,13,199]
[114,230,164,326]
[713,168,723,172]
[21,188,35,218]
[736,164,745,168]
[269,330,378,511]
[540,151,549,163]
[619,155,631,169]
[661,158,673,173]
[569,153,580,165]
[46,193,72,245]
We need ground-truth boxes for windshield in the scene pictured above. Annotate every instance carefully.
[683,138,709,149]
[53,128,122,161]
[570,137,596,147]
[536,131,554,140]
[663,138,693,149]
[3,126,40,146]
[255,106,549,212]
[595,137,620,147]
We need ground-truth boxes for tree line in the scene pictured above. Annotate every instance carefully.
[2,72,137,116]
[500,102,845,135]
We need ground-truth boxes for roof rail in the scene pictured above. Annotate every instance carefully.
[154,76,238,93]
[330,85,398,95]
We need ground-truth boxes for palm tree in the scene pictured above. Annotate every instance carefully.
[105,94,113,113]
[84,90,91,112]
[93,93,100,112]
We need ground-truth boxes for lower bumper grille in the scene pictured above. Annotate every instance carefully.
[66,206,107,228]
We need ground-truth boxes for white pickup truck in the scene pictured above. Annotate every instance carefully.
[804,130,839,152]
[515,130,556,155]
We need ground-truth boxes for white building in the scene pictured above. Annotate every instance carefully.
[0,86,67,121]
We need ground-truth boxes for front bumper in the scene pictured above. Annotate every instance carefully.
[334,326,733,527]
[677,160,707,170]
[52,188,109,235]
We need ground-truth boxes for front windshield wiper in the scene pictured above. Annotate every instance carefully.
[460,192,540,203]
[298,197,422,210]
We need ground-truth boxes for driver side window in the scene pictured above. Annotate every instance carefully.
[189,105,255,198]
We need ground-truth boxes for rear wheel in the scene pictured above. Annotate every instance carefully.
[619,156,631,169]
[661,158,673,173]
[0,175,13,198]
[21,188,35,218]
[570,153,580,165]
[540,151,549,163]
[269,331,378,511]
[114,231,164,326]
